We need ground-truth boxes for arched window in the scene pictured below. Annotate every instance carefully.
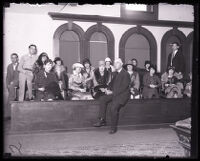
[85,23,114,66]
[161,28,186,73]
[119,26,157,68]
[53,23,84,73]
[125,34,150,68]
[185,31,193,75]
[90,32,108,68]
[59,31,80,73]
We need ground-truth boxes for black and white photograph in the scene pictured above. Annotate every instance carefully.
[2,2,199,158]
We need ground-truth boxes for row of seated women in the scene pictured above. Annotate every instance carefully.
[32,52,192,101]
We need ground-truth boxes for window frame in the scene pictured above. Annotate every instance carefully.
[120,4,158,21]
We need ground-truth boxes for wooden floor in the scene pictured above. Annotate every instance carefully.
[4,127,186,157]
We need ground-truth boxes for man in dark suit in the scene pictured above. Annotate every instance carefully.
[6,53,19,102]
[93,58,131,134]
[167,42,185,75]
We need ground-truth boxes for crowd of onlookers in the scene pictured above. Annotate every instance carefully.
[6,43,192,104]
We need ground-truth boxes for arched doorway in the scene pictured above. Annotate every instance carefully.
[119,26,157,67]
[84,23,114,66]
[161,28,187,73]
[53,23,84,73]
[124,34,150,68]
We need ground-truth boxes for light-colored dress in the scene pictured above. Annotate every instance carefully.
[68,71,93,100]
[161,72,183,98]
[128,71,140,99]
[184,81,192,98]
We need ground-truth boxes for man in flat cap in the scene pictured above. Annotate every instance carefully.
[167,42,185,76]
[93,58,131,134]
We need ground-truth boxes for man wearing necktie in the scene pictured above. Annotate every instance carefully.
[18,44,38,101]
[6,53,19,119]
[93,58,131,134]
[6,53,19,102]
[167,42,185,76]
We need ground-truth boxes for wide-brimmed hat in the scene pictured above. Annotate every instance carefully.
[167,66,175,71]
[72,62,84,70]
[105,57,112,63]
[169,42,180,47]
[82,58,91,66]
[144,60,151,66]
[123,60,134,70]
[149,64,157,72]
[54,57,64,64]
[40,52,48,57]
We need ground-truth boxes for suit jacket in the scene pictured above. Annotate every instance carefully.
[108,68,131,105]
[6,63,19,88]
[167,50,185,74]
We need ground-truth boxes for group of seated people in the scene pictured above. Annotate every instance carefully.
[6,51,192,102]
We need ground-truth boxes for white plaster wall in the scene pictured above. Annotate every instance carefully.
[158,4,194,22]
[3,12,194,73]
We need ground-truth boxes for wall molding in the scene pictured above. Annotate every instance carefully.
[48,12,193,28]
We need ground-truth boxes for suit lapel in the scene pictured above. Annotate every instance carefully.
[9,64,14,74]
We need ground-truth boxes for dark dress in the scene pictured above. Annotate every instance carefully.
[142,73,161,98]
[34,69,63,100]
[92,68,111,99]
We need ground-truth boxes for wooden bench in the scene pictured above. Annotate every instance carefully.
[10,98,191,133]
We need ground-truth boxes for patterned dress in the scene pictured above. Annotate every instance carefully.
[82,66,95,92]
[128,71,140,98]
[161,72,183,98]
[92,68,111,99]
[68,71,93,100]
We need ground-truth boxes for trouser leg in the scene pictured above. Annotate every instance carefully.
[98,94,113,120]
[18,74,26,101]
[35,91,45,101]
[27,77,33,99]
[7,85,16,101]
[110,102,122,130]
[6,86,15,118]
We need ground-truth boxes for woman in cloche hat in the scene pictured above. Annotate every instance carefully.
[124,60,140,99]
[68,62,93,100]
[161,66,184,98]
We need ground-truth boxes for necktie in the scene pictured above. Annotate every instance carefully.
[44,71,47,78]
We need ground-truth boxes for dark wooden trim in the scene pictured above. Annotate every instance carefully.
[84,23,115,62]
[53,23,85,61]
[10,98,191,132]
[119,26,157,66]
[48,12,193,28]
[184,31,194,75]
[160,28,187,73]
